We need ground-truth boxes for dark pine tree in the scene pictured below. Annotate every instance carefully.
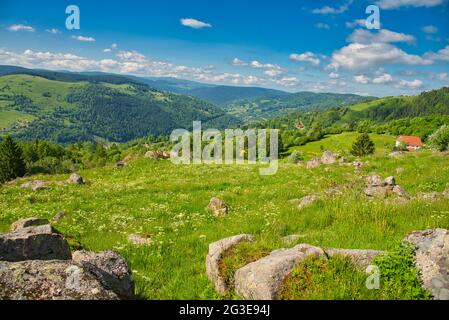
[351,133,375,157]
[0,136,26,183]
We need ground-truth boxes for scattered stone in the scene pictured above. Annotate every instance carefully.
[298,194,319,209]
[325,248,385,269]
[364,186,388,198]
[404,229,449,300]
[21,180,48,191]
[207,197,229,217]
[67,174,84,185]
[384,176,396,187]
[206,234,255,295]
[72,250,135,300]
[52,211,67,222]
[306,158,321,169]
[144,151,158,160]
[321,151,337,165]
[234,244,325,300]
[417,192,441,201]
[366,175,383,187]
[0,225,71,262]
[10,218,49,232]
[392,185,410,199]
[0,260,118,300]
[127,234,152,246]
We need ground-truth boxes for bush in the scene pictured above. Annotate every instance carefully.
[373,243,431,300]
[288,150,304,163]
[429,125,449,151]
[351,133,375,157]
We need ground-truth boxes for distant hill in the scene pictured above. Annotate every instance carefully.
[224,91,376,122]
[0,73,237,143]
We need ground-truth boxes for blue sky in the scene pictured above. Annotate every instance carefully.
[0,0,448,96]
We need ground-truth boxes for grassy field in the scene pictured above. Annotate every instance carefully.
[289,132,396,159]
[0,136,448,299]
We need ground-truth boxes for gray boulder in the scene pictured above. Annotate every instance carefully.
[21,180,48,191]
[325,248,385,268]
[366,175,383,187]
[0,225,71,262]
[10,218,50,232]
[298,194,319,209]
[67,174,84,185]
[0,260,118,300]
[404,229,449,300]
[234,244,325,300]
[321,151,337,165]
[364,186,388,198]
[306,158,321,169]
[207,197,229,217]
[72,250,135,300]
[392,185,410,199]
[206,234,255,295]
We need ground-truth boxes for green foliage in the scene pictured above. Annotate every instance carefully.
[374,244,431,300]
[0,136,26,183]
[288,150,304,163]
[429,125,449,151]
[351,133,375,157]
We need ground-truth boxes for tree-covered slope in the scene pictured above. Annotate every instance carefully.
[225,91,375,122]
[0,74,237,143]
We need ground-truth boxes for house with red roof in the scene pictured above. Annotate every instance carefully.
[396,136,423,151]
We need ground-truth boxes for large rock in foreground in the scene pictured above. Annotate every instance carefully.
[10,218,50,232]
[206,234,255,295]
[0,225,71,262]
[234,244,325,300]
[0,260,118,300]
[404,229,449,300]
[325,248,385,268]
[72,250,135,300]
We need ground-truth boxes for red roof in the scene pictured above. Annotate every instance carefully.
[398,136,423,146]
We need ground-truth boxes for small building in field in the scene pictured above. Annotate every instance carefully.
[396,136,423,151]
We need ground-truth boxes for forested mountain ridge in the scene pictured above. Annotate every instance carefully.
[0,74,237,143]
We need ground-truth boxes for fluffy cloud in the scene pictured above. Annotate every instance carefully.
[0,48,297,89]
[46,28,61,34]
[104,43,118,53]
[425,45,449,61]
[376,0,445,9]
[328,43,432,71]
[72,35,96,42]
[397,79,423,89]
[354,75,370,84]
[329,72,339,79]
[8,24,35,32]
[231,58,284,76]
[422,25,439,34]
[347,29,415,44]
[180,18,211,29]
[289,52,320,66]
[312,1,353,14]
[372,73,393,84]
[345,19,366,28]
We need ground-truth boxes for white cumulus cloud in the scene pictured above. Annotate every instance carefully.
[289,52,320,66]
[376,0,445,9]
[180,18,212,29]
[8,24,35,32]
[72,35,96,42]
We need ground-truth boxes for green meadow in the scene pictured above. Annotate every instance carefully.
[1,132,448,299]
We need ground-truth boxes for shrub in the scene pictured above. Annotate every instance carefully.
[351,133,375,157]
[373,243,431,300]
[288,150,304,164]
[428,125,449,151]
